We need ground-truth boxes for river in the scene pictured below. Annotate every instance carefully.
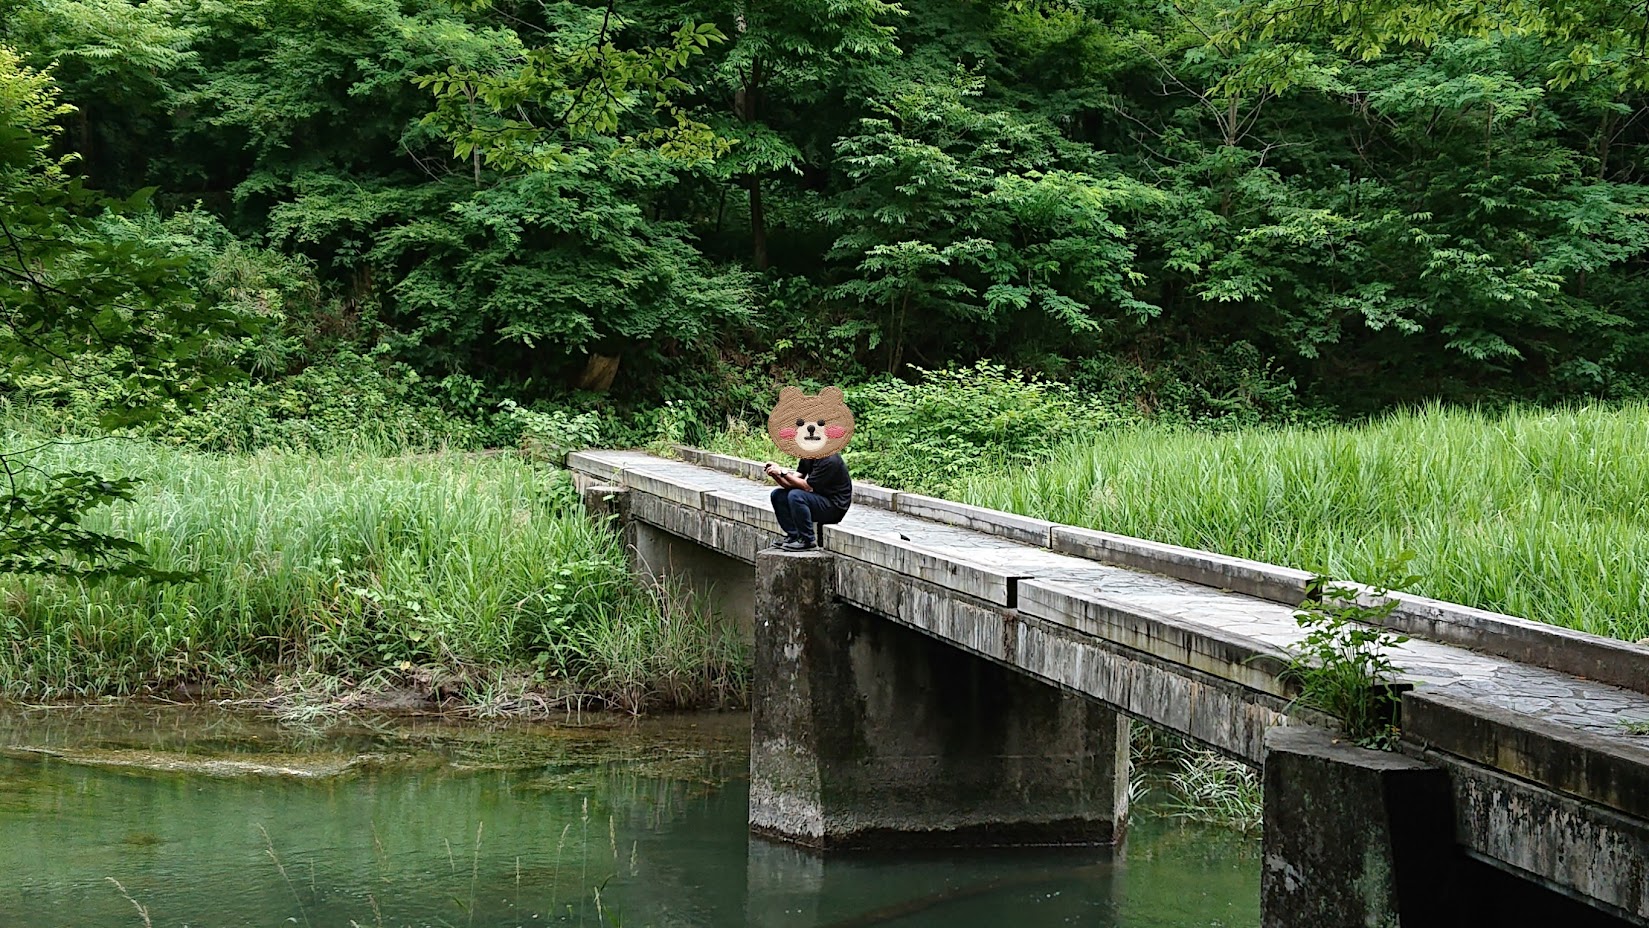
[0,706,1257,927]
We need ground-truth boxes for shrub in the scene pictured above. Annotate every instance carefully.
[1065,341,1319,430]
[843,361,1092,494]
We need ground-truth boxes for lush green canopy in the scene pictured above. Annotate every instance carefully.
[1,0,1645,427]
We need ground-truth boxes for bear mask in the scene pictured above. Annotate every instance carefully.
[767,386,854,459]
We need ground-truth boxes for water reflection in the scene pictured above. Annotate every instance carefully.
[0,706,1257,927]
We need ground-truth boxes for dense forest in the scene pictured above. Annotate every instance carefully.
[4,0,1647,448]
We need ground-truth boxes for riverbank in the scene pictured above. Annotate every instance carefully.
[0,427,746,714]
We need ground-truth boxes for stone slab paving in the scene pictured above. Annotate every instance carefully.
[574,451,1649,752]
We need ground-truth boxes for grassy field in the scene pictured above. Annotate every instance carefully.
[956,402,1649,641]
[0,428,745,710]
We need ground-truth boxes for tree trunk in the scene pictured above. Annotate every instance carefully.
[738,57,769,270]
[749,177,769,270]
[575,354,621,393]
[1598,112,1616,180]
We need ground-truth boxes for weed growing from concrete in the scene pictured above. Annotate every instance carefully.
[1282,561,1417,750]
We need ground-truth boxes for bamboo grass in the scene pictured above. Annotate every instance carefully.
[960,401,1649,641]
[0,427,746,706]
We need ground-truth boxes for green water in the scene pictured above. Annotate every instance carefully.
[0,707,1258,927]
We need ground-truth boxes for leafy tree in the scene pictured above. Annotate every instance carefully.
[273,152,756,388]
[1,0,196,189]
[0,47,245,578]
[417,0,731,172]
[823,71,1159,371]
[701,0,902,268]
[4,0,1647,421]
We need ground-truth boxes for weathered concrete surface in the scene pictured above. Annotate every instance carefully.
[631,521,756,641]
[1350,583,1649,695]
[1015,611,1304,765]
[894,494,1055,548]
[750,549,1128,849]
[580,484,630,528]
[578,484,755,641]
[826,523,1024,606]
[1019,579,1295,699]
[833,556,1018,664]
[1404,689,1649,821]
[850,482,899,508]
[1052,525,1316,606]
[569,448,1649,920]
[1262,726,1457,928]
[628,490,770,565]
[566,450,623,482]
[1436,757,1649,923]
[832,554,1304,764]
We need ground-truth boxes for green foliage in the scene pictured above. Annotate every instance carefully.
[0,47,246,579]
[1162,749,1264,832]
[499,399,602,464]
[301,161,756,375]
[417,3,730,170]
[0,426,745,708]
[1129,721,1262,832]
[823,69,1159,371]
[1,0,196,190]
[149,350,485,454]
[1064,341,1319,429]
[5,0,1649,437]
[960,401,1649,642]
[1283,562,1419,750]
[842,361,1089,495]
[1214,0,1649,93]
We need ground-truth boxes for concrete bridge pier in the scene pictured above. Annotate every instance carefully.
[1261,725,1635,928]
[1261,726,1459,928]
[749,548,1130,850]
[582,483,755,639]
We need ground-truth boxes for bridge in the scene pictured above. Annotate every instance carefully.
[567,447,1649,928]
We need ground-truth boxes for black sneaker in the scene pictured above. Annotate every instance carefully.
[770,535,798,549]
[780,539,816,551]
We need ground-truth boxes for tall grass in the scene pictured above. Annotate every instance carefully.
[960,401,1649,640]
[1128,722,1262,831]
[0,426,746,708]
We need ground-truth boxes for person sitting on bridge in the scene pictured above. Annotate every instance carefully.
[762,386,855,551]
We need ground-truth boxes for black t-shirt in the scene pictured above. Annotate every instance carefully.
[798,454,853,512]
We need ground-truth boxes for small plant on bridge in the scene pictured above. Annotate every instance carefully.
[1284,556,1419,751]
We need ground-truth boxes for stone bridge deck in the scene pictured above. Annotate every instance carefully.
[569,447,1649,923]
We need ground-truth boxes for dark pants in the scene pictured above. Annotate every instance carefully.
[771,488,845,544]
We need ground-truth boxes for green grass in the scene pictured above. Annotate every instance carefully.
[1129,721,1261,831]
[0,427,746,708]
[957,401,1649,641]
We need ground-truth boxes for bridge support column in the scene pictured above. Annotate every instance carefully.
[580,484,755,640]
[581,484,632,537]
[750,548,1128,850]
[1261,725,1457,928]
